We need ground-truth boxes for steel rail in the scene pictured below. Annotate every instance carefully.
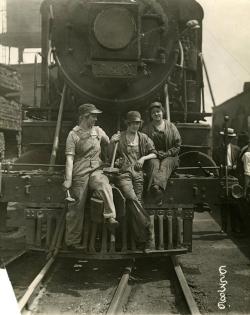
[18,207,65,312]
[106,265,133,315]
[171,256,201,315]
[18,255,56,312]
[3,250,27,267]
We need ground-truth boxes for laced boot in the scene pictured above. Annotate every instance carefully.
[151,185,163,204]
[144,224,155,253]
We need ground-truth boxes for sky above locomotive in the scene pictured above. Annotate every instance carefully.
[197,0,250,112]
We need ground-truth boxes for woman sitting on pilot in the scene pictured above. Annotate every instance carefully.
[63,103,119,250]
[142,101,181,200]
[111,111,157,250]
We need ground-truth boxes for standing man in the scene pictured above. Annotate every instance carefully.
[215,128,242,235]
[241,140,250,198]
[63,103,119,250]
[0,132,5,161]
[215,128,240,176]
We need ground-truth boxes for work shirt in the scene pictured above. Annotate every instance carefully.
[242,151,250,176]
[142,120,181,157]
[116,131,156,173]
[126,135,140,165]
[227,144,232,167]
[65,125,108,179]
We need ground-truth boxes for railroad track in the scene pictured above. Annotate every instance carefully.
[6,253,201,314]
[107,257,201,315]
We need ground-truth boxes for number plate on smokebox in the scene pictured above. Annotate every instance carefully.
[92,61,137,78]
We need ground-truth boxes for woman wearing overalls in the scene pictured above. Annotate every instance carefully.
[63,103,119,250]
[113,111,157,250]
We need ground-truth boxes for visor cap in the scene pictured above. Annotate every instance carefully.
[78,103,102,116]
[149,101,164,112]
[126,111,142,123]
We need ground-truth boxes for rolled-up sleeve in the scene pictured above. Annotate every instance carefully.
[98,126,110,144]
[65,131,76,155]
[166,124,181,157]
[146,135,156,154]
[140,133,156,155]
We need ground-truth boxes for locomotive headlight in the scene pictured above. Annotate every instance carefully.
[93,7,136,50]
[231,184,244,199]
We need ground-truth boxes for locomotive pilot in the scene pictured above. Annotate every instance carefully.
[63,103,120,250]
[142,101,181,201]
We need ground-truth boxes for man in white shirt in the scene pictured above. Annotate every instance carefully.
[215,128,243,235]
[241,141,250,197]
[215,128,240,176]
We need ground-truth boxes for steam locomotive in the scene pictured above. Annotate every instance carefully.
[0,0,239,259]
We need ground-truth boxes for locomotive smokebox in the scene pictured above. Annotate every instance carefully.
[40,0,203,115]
[42,0,182,111]
[89,2,140,78]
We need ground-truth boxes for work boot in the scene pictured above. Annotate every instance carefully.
[106,217,119,232]
[143,226,155,253]
[151,185,163,203]
[143,241,155,253]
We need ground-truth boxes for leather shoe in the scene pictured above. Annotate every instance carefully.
[107,217,119,226]
[143,241,155,253]
[151,185,163,201]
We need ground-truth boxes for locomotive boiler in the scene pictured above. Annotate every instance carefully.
[0,0,239,259]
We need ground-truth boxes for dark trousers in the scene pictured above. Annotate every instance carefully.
[221,203,245,233]
[116,171,150,244]
[146,156,178,190]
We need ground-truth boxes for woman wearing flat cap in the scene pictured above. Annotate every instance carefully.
[142,101,181,199]
[63,103,120,250]
[111,111,157,249]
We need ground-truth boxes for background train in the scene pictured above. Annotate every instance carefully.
[0,0,239,259]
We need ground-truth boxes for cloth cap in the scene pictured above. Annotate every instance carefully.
[220,128,236,137]
[126,111,142,123]
[78,103,102,116]
[149,101,164,111]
